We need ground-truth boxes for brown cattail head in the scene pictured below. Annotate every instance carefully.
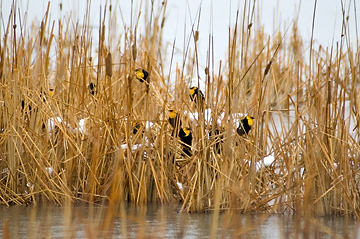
[40,21,45,46]
[132,43,137,61]
[105,52,113,77]
[194,30,199,42]
[101,24,105,43]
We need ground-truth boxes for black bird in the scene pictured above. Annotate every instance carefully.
[179,127,192,156]
[135,68,149,83]
[132,120,143,135]
[169,109,183,138]
[88,82,95,95]
[189,86,205,104]
[21,87,54,112]
[237,115,255,136]
[49,88,54,97]
[168,110,182,129]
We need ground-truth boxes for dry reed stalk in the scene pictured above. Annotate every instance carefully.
[0,0,359,221]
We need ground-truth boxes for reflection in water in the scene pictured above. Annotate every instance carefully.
[0,203,359,238]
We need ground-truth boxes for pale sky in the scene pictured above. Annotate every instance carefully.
[1,0,358,73]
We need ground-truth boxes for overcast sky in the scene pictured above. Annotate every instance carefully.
[1,0,358,73]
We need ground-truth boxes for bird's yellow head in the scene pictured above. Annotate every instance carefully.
[135,68,144,79]
[182,127,191,137]
[49,88,54,97]
[246,115,254,126]
[189,87,197,97]
[135,68,149,82]
[132,120,141,128]
[169,110,178,119]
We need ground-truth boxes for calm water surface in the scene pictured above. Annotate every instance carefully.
[0,203,359,238]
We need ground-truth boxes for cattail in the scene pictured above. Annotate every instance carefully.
[204,67,209,75]
[132,40,137,62]
[194,30,199,42]
[264,59,272,77]
[105,52,113,78]
[101,24,105,43]
[40,21,45,46]
[161,17,165,28]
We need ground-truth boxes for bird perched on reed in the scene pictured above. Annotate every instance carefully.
[168,110,182,129]
[49,88,54,97]
[132,121,143,135]
[189,86,205,104]
[237,115,254,136]
[39,88,54,102]
[179,127,192,156]
[135,68,149,83]
[21,87,54,113]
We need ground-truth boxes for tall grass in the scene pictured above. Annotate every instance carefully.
[0,0,359,219]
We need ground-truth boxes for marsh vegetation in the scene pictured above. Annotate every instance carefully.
[0,0,359,222]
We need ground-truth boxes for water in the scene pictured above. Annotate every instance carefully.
[0,203,359,239]
[0,1,359,237]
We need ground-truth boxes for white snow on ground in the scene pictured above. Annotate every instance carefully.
[176,182,184,191]
[244,155,276,172]
[48,117,90,136]
[47,117,63,133]
[45,167,55,176]
[77,118,87,135]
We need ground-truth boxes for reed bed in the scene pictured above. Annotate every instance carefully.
[0,0,359,220]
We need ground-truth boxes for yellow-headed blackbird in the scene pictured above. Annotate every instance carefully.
[39,88,54,102]
[132,121,143,135]
[21,88,54,116]
[179,127,192,156]
[189,86,205,104]
[237,115,254,136]
[49,88,54,97]
[168,110,182,129]
[135,68,149,83]
[88,82,95,95]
